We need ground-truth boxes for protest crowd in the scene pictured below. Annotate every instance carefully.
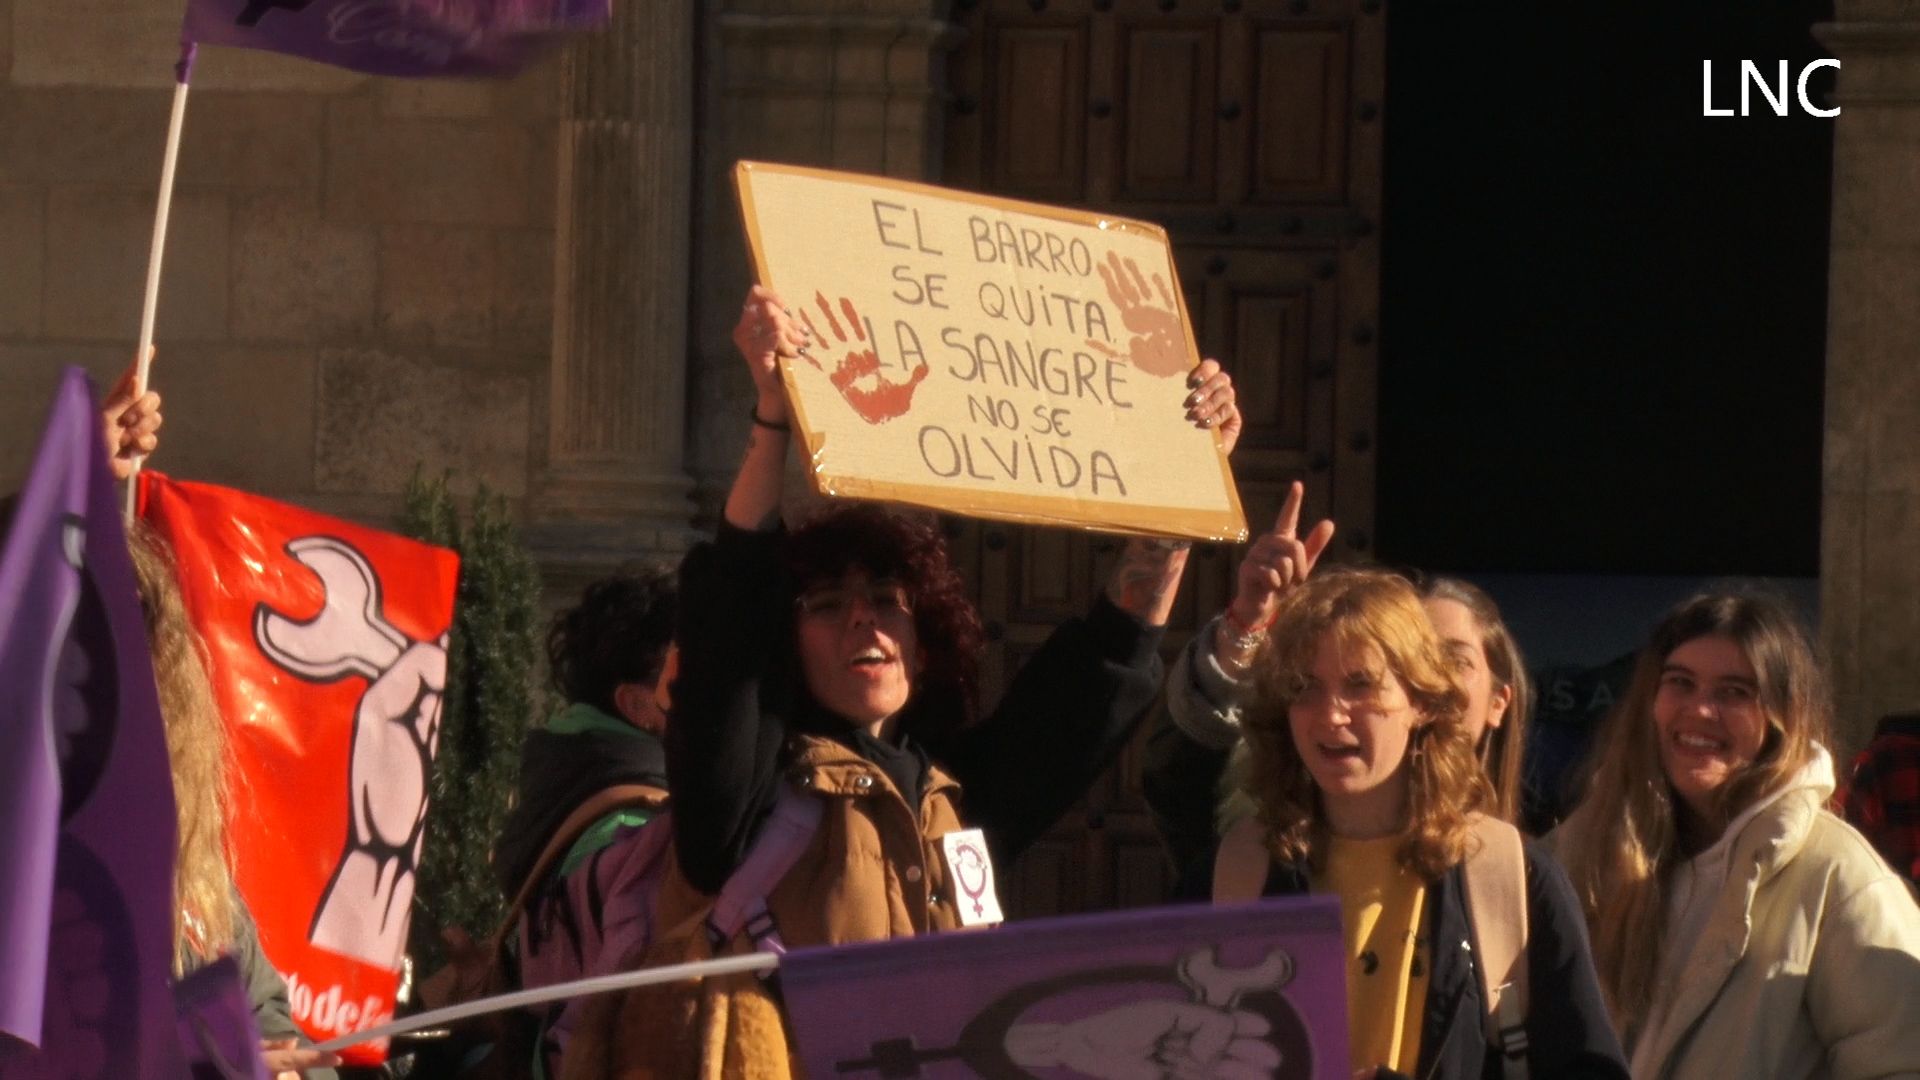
[2,8,1917,1080]
[0,268,1908,1080]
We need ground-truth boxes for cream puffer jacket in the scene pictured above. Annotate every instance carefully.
[1629,750,1920,1080]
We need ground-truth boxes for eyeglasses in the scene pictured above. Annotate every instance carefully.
[1287,674,1392,714]
[795,581,913,620]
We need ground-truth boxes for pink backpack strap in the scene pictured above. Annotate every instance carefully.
[704,786,823,963]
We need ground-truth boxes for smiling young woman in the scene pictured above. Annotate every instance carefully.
[1553,592,1920,1079]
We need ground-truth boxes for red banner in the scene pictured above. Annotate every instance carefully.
[138,473,458,1064]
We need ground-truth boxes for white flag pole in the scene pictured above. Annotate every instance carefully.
[124,39,197,522]
[308,952,781,1054]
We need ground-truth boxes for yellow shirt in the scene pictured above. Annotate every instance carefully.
[1313,834,1429,1076]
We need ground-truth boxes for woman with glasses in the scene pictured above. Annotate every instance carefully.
[1144,488,1540,902]
[563,286,1242,1079]
[1552,592,1920,1079]
[1207,567,1626,1079]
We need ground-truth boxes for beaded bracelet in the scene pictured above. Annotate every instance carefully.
[750,407,791,432]
[1219,606,1273,662]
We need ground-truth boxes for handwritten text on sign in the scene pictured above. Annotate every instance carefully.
[736,163,1245,541]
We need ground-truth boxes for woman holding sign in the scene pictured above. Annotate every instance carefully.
[561,286,1240,1079]
[1197,569,1626,1080]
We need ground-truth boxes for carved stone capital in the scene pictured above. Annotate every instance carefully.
[1815,19,1920,104]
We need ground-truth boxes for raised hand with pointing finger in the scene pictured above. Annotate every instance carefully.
[1145,481,1337,890]
[1215,480,1335,673]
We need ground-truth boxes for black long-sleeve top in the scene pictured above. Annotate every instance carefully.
[667,522,1167,894]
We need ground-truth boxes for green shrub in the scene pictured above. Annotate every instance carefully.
[400,469,542,971]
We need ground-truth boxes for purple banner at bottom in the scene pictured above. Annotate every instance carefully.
[781,897,1348,1080]
[174,960,270,1080]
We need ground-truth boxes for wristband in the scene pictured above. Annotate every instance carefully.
[1217,611,1269,669]
[750,406,791,432]
[1222,604,1275,637]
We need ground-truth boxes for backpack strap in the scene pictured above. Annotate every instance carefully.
[1461,814,1529,1079]
[705,786,825,966]
[1211,816,1272,904]
[416,783,668,1013]
[495,783,670,955]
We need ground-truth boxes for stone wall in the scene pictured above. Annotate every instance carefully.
[0,0,559,522]
[0,0,959,592]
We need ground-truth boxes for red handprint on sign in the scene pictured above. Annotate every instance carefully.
[1086,251,1189,379]
[799,292,930,425]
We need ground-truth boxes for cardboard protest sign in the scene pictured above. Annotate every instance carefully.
[734,161,1248,542]
[137,473,459,1065]
[780,895,1348,1079]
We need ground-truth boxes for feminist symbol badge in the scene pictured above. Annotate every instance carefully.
[940,829,1003,927]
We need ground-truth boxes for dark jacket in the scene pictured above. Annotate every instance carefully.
[667,521,1167,901]
[1246,842,1627,1080]
[1140,701,1236,897]
[492,708,670,898]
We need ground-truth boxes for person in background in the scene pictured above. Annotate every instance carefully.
[1838,709,1920,889]
[484,567,678,1076]
[493,566,678,914]
[1553,592,1920,1078]
[1415,576,1531,827]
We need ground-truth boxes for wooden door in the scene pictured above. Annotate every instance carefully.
[941,0,1384,917]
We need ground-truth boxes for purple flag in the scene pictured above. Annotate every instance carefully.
[173,961,270,1080]
[779,897,1351,1080]
[0,368,186,1079]
[182,0,609,78]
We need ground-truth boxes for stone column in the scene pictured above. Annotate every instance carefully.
[1815,3,1920,754]
[685,1,961,525]
[528,0,699,582]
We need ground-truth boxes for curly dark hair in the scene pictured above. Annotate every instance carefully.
[781,503,985,736]
[546,564,678,719]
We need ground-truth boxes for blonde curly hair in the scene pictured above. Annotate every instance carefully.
[1231,568,1492,880]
